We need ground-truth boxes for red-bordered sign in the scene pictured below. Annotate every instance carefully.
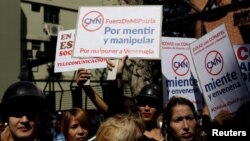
[172,54,190,76]
[205,50,224,75]
[82,11,104,32]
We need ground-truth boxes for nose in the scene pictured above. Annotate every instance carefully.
[145,105,150,110]
[77,127,84,133]
[78,127,88,138]
[183,119,189,131]
[20,115,29,123]
[77,127,88,135]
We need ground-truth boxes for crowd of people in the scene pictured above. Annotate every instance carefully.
[0,57,250,141]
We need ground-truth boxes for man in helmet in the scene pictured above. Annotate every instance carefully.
[135,84,164,141]
[0,81,46,141]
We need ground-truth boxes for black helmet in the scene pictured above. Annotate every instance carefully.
[2,81,45,103]
[135,84,162,110]
[1,81,45,121]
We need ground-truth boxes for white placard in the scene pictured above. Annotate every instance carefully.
[233,44,250,93]
[161,37,203,111]
[190,24,250,120]
[54,29,107,72]
[73,6,162,59]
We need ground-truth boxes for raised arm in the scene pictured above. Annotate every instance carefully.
[76,68,108,113]
[76,56,128,117]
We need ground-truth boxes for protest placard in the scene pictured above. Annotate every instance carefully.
[73,6,162,59]
[54,29,107,72]
[190,24,250,120]
[233,44,250,93]
[161,37,202,111]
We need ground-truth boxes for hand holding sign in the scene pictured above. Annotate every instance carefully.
[107,55,128,80]
[76,68,91,86]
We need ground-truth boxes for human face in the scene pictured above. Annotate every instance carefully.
[68,117,88,141]
[8,114,39,140]
[169,104,197,141]
[139,104,158,122]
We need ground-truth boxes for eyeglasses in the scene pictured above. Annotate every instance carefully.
[137,101,159,109]
[7,106,40,119]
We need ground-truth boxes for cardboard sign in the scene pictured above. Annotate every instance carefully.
[233,44,250,93]
[54,29,107,72]
[161,37,202,111]
[190,24,250,120]
[73,6,162,59]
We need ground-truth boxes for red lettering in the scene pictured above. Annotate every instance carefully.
[60,41,73,49]
[60,41,67,49]
[59,50,72,56]
[237,47,248,60]
[80,48,90,53]
[67,41,73,48]
[61,33,72,40]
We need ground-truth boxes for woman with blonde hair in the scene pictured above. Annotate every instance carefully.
[95,114,145,141]
[61,107,90,141]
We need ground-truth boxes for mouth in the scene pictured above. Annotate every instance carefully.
[75,137,87,141]
[142,113,152,117]
[182,132,193,138]
[18,127,30,132]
